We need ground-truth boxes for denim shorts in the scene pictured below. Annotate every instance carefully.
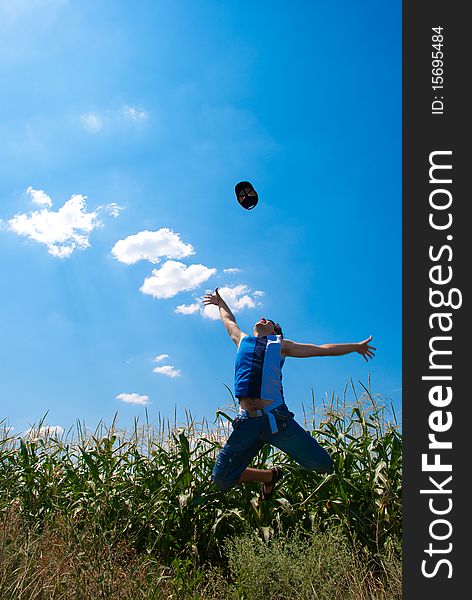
[212,403,333,492]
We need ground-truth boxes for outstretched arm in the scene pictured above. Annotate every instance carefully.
[282,336,376,362]
[202,288,246,346]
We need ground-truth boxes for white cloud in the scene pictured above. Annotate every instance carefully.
[8,190,102,258]
[175,303,200,315]
[223,267,241,274]
[116,392,150,405]
[122,105,148,121]
[27,186,52,208]
[226,285,261,311]
[153,365,181,378]
[177,284,264,320]
[80,113,103,133]
[111,228,195,265]
[24,425,64,438]
[101,203,124,218]
[140,260,216,299]
[153,354,169,363]
[79,106,148,133]
[151,354,180,377]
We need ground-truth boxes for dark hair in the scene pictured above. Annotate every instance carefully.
[267,319,283,337]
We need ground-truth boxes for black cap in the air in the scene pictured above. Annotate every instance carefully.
[235,181,258,210]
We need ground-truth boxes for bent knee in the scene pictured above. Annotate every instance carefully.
[304,452,334,475]
[319,456,334,474]
[212,471,236,493]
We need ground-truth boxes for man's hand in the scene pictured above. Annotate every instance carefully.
[355,336,376,362]
[202,288,245,346]
[202,288,221,307]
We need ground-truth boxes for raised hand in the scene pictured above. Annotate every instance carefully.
[356,336,376,362]
[202,288,221,307]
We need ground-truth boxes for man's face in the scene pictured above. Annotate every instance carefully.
[253,317,276,337]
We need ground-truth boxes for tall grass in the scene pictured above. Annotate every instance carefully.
[0,380,401,598]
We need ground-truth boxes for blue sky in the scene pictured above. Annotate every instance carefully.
[0,0,401,436]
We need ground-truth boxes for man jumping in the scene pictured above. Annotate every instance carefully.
[202,288,376,500]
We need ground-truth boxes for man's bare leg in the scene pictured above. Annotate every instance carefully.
[238,467,273,484]
[238,466,284,499]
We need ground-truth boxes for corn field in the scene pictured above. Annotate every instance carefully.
[0,380,402,599]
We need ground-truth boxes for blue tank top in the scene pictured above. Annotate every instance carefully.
[234,334,285,405]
